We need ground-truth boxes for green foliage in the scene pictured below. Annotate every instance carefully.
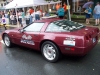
[71,14,85,19]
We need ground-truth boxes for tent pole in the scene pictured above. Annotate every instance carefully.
[15,8,19,28]
[34,6,36,21]
[67,0,71,21]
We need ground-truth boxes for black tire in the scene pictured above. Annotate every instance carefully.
[41,41,61,63]
[3,34,13,48]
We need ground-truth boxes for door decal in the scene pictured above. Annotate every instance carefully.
[21,34,35,45]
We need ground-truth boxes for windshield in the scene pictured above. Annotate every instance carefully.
[48,19,86,32]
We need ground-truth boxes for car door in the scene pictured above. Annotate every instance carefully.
[14,22,45,49]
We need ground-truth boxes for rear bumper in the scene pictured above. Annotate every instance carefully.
[59,41,98,56]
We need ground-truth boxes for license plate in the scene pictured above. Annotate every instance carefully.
[93,38,96,43]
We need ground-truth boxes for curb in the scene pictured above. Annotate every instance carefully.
[0,24,18,28]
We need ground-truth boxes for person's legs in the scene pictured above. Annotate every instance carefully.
[3,24,7,30]
[29,16,33,24]
[98,14,100,25]
[37,15,40,20]
[28,20,30,25]
[0,18,1,25]
[26,20,30,25]
[12,20,14,25]
[20,18,23,27]
[11,20,14,25]
[35,14,40,20]
[86,18,88,24]
[59,16,64,19]
[86,14,90,24]
[95,19,98,25]
[97,19,99,25]
[26,20,28,25]
[94,14,98,25]
[86,14,88,24]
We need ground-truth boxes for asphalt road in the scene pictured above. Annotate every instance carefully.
[0,27,100,75]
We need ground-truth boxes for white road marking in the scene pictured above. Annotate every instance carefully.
[0,40,5,45]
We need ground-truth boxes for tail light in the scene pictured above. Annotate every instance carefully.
[71,48,75,51]
[85,36,89,40]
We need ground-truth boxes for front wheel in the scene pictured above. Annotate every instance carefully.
[3,34,13,48]
[41,41,61,63]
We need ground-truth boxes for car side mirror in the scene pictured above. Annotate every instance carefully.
[19,29,25,33]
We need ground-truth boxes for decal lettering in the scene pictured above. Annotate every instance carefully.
[63,37,76,46]
[20,35,35,45]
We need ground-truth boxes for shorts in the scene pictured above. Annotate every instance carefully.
[86,13,90,18]
[35,14,40,20]
[94,14,100,19]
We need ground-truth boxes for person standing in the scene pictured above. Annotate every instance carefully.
[35,8,41,20]
[2,15,7,30]
[18,10,22,27]
[56,3,60,11]
[10,13,14,25]
[85,5,92,24]
[63,2,67,17]
[93,2,100,26]
[28,7,34,24]
[26,12,30,25]
[57,4,65,19]
[21,10,26,26]
[0,12,2,25]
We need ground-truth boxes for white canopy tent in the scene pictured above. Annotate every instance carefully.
[4,0,61,9]
[4,0,61,27]
[4,0,17,9]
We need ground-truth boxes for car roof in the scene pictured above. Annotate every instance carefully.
[34,18,62,23]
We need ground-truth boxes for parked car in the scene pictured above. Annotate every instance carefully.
[2,18,100,62]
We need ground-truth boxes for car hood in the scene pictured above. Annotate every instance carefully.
[4,28,21,33]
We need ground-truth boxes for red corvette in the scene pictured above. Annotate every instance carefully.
[2,19,100,62]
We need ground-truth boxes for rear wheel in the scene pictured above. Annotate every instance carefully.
[41,41,60,63]
[3,34,13,48]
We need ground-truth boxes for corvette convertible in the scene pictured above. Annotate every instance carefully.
[2,19,100,62]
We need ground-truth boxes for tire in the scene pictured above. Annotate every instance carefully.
[3,34,13,48]
[41,41,60,63]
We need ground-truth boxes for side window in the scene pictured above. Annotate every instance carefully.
[24,23,44,32]
[46,23,65,32]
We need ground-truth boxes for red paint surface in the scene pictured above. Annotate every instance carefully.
[1,19,100,56]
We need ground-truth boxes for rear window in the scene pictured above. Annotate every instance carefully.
[46,19,85,32]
